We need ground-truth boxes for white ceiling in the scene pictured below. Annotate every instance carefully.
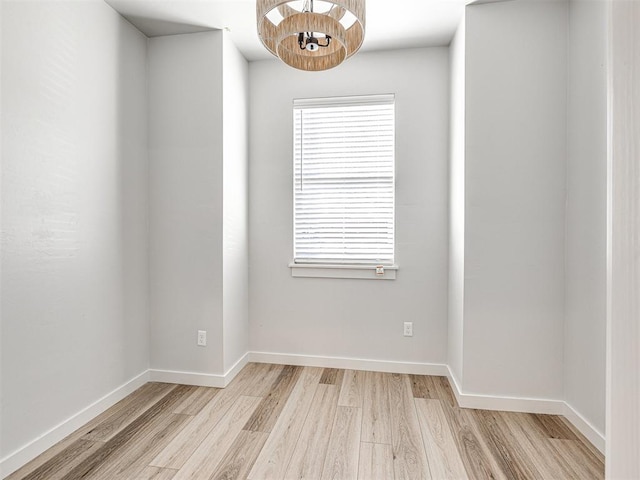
[105,0,474,61]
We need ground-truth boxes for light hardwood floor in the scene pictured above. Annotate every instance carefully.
[7,363,604,480]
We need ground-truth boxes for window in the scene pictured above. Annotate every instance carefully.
[293,94,395,273]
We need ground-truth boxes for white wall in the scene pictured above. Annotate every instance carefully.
[461,0,567,399]
[565,0,607,438]
[222,32,250,373]
[0,0,4,466]
[606,0,640,475]
[149,30,250,378]
[1,0,148,461]
[448,17,465,385]
[148,31,225,375]
[249,48,450,365]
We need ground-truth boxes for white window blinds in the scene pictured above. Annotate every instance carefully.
[293,94,395,265]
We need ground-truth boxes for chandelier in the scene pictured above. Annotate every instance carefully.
[257,0,366,71]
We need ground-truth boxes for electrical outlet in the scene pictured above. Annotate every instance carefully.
[197,330,207,346]
[404,322,413,337]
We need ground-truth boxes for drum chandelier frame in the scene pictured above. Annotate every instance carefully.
[257,0,366,71]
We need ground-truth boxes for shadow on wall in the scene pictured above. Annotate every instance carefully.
[119,15,216,37]
[115,18,150,379]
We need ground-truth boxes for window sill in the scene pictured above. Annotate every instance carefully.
[289,263,398,280]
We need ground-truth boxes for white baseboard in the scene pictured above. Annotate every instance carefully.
[445,366,565,415]
[563,402,606,453]
[223,353,251,386]
[0,370,150,479]
[445,367,605,453]
[149,369,226,388]
[249,351,449,376]
[149,352,249,388]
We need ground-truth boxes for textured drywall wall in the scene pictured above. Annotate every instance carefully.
[462,0,567,399]
[1,0,149,459]
[564,0,607,438]
[249,48,450,364]
[148,31,225,374]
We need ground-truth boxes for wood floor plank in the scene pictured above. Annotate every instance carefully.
[87,413,192,479]
[149,367,264,470]
[531,413,580,440]
[284,384,339,479]
[334,369,346,388]
[228,362,280,394]
[501,412,578,479]
[238,363,285,398]
[321,406,363,480]
[319,368,344,385]
[414,399,468,480]
[514,412,604,479]
[6,383,175,480]
[247,367,323,480]
[440,405,508,480]
[82,383,179,443]
[471,409,542,480]
[558,416,605,464]
[358,442,395,480]
[387,373,432,480]
[209,430,269,480]
[338,369,365,407]
[172,386,220,416]
[62,385,192,480]
[361,371,392,444]
[243,365,301,433]
[5,366,605,480]
[546,438,605,480]
[409,375,439,399]
[434,376,458,408]
[16,440,103,480]
[137,466,178,480]
[168,396,261,480]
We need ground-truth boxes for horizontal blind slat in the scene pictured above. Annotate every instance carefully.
[293,97,395,264]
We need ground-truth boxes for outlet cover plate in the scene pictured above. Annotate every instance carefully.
[403,322,413,337]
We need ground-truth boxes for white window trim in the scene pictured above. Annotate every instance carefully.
[294,93,395,108]
[292,94,396,278]
[289,262,398,280]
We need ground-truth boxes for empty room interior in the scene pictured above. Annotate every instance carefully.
[1,0,639,479]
